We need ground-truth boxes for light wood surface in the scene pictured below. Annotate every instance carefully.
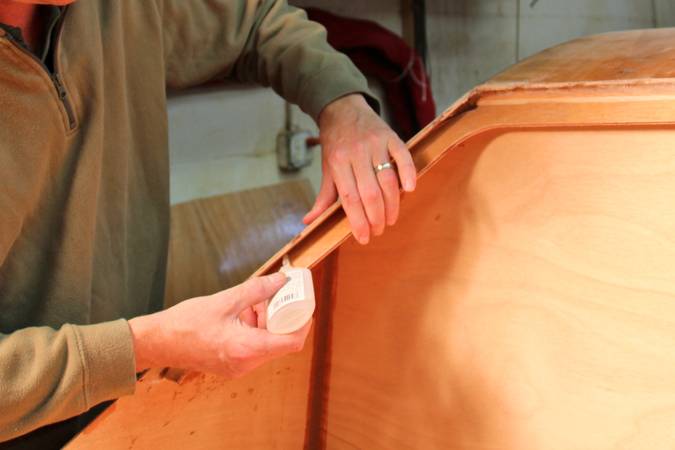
[72,353,314,449]
[68,29,675,449]
[324,128,675,449]
[165,180,314,307]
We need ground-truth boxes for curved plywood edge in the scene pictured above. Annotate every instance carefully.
[254,28,675,276]
[254,89,675,278]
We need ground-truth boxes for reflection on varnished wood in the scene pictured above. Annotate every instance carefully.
[164,180,314,307]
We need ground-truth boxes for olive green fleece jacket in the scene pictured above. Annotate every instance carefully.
[0,0,373,444]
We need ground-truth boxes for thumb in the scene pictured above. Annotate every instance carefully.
[303,171,337,225]
[229,273,288,314]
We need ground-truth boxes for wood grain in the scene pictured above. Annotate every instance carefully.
[165,180,314,307]
[324,128,675,449]
[69,352,314,449]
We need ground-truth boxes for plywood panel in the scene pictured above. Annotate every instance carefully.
[67,348,314,449]
[324,128,675,449]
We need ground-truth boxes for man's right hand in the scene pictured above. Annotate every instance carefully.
[128,273,311,378]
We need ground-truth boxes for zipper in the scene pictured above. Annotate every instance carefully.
[52,72,76,130]
[1,8,76,131]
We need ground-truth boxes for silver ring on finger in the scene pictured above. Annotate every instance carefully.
[374,161,394,174]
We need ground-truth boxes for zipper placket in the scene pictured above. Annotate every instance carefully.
[51,72,76,130]
[2,8,76,131]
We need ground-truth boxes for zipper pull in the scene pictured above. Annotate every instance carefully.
[52,73,67,100]
[51,72,77,130]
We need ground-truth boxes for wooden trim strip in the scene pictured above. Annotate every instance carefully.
[253,94,675,280]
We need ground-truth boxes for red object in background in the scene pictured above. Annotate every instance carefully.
[306,8,436,141]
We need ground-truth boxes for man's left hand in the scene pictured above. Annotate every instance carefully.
[302,94,417,244]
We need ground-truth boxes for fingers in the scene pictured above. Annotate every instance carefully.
[303,162,338,225]
[330,152,371,245]
[317,100,416,242]
[373,153,401,227]
[388,137,417,192]
[353,153,386,236]
[228,273,288,314]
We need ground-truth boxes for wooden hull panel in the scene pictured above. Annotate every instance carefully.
[325,128,675,449]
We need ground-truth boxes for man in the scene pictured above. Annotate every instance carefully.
[0,0,417,447]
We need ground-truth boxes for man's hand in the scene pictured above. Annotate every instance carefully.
[128,273,311,378]
[303,94,417,245]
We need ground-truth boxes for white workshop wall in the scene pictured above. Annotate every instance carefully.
[427,0,518,115]
[517,0,654,60]
[655,0,675,26]
[169,0,675,204]
[168,85,320,205]
[427,0,664,113]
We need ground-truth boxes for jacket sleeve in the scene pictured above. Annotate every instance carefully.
[160,0,378,121]
[0,320,136,442]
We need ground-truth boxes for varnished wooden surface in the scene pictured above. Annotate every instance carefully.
[165,180,314,307]
[324,128,675,449]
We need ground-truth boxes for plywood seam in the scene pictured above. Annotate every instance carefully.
[304,251,339,450]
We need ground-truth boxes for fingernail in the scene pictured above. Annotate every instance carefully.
[404,179,415,192]
[358,235,369,245]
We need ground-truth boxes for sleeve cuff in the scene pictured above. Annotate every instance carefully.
[72,319,137,409]
[297,62,381,121]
